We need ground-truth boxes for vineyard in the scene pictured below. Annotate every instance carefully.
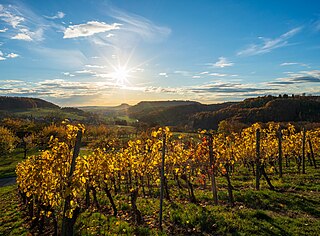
[13,122,320,235]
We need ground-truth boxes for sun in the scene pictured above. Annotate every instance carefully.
[112,66,130,86]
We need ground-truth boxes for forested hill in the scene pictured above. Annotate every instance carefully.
[192,95,320,130]
[128,101,199,114]
[128,101,235,127]
[0,96,60,110]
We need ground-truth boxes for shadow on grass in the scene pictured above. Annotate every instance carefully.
[235,189,320,218]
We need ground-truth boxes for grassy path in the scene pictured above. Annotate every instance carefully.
[0,177,16,187]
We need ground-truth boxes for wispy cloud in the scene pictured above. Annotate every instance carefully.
[63,21,121,39]
[0,4,24,28]
[190,82,276,94]
[238,27,302,56]
[280,62,309,67]
[267,70,320,85]
[32,46,87,68]
[174,70,190,76]
[0,4,54,42]
[280,62,300,66]
[44,11,65,20]
[142,81,278,103]
[209,57,234,68]
[312,19,320,32]
[109,7,171,42]
[0,78,146,104]
[210,73,228,77]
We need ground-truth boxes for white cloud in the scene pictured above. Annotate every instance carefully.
[0,27,8,32]
[62,72,75,77]
[159,72,168,78]
[238,27,302,56]
[0,56,5,61]
[212,57,234,68]
[11,33,32,41]
[6,53,19,58]
[106,33,114,38]
[63,21,121,39]
[199,71,209,75]
[210,73,228,77]
[280,62,299,66]
[11,28,44,41]
[45,11,65,20]
[0,4,24,28]
[85,64,106,69]
[192,76,201,79]
[75,69,94,74]
[280,62,309,67]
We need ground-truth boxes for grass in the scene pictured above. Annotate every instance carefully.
[1,159,319,235]
[0,148,39,178]
[70,163,320,236]
[8,108,86,120]
[0,185,28,236]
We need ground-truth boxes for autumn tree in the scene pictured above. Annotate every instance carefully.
[0,126,18,157]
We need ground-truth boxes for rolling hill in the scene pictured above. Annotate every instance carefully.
[0,96,90,121]
[0,96,59,110]
[192,95,320,129]
[1,95,320,129]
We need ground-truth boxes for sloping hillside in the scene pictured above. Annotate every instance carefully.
[0,96,93,122]
[128,101,199,117]
[192,96,320,129]
[0,96,59,110]
[129,102,235,126]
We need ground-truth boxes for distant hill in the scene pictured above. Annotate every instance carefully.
[127,101,200,118]
[80,103,130,115]
[192,96,320,129]
[0,96,93,122]
[2,95,319,129]
[128,101,235,127]
[0,96,60,110]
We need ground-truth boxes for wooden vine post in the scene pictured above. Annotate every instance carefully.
[278,127,283,178]
[208,133,218,205]
[159,133,166,231]
[302,128,306,174]
[255,128,261,190]
[308,139,317,169]
[61,129,82,236]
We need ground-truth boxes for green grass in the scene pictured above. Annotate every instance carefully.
[71,164,320,235]
[1,161,319,235]
[7,108,86,120]
[0,148,39,178]
[0,185,28,236]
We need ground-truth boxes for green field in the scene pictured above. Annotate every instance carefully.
[2,108,87,120]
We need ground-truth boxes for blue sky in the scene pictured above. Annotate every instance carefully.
[0,0,320,106]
